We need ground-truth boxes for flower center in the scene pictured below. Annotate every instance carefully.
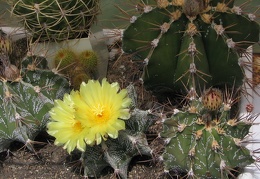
[93,104,104,117]
[91,103,111,124]
[73,120,83,133]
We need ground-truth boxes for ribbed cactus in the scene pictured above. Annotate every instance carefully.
[0,54,70,152]
[10,0,100,41]
[160,88,256,178]
[122,0,259,95]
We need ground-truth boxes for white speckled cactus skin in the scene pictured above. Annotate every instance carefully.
[0,55,70,152]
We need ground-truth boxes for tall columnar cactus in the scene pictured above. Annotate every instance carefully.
[122,0,259,95]
[0,55,70,152]
[10,0,100,41]
[160,88,256,178]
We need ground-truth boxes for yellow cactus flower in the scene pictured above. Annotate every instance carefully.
[74,79,132,145]
[47,79,132,153]
[47,91,89,154]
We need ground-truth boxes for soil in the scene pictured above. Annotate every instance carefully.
[0,50,173,179]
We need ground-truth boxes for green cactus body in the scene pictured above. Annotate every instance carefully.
[122,0,259,95]
[0,56,70,152]
[54,48,77,73]
[11,0,100,41]
[160,88,254,178]
[78,50,98,72]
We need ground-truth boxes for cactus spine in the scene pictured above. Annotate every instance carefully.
[122,0,259,95]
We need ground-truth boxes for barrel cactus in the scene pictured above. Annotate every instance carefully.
[122,0,260,95]
[160,88,256,178]
[10,0,100,41]
[0,54,70,152]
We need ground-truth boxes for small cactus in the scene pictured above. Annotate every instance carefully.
[121,0,259,95]
[54,48,77,74]
[78,50,98,72]
[160,88,256,178]
[53,48,98,89]
[0,54,70,152]
[10,0,100,41]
